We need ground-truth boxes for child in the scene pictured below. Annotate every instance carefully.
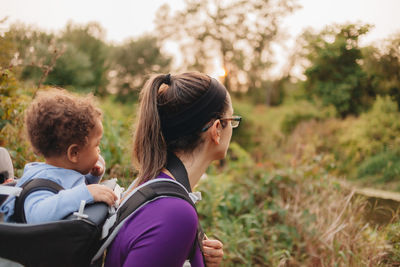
[0,88,117,223]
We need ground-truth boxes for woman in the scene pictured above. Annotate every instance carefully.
[105,72,241,267]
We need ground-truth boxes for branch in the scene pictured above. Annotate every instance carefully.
[33,45,65,98]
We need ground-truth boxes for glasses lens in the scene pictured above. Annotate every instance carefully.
[231,116,241,128]
[231,120,239,128]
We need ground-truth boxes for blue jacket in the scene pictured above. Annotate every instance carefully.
[0,162,101,223]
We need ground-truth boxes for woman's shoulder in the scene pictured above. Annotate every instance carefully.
[106,197,200,266]
[137,196,197,226]
[120,196,198,241]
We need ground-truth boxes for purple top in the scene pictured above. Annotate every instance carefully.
[104,173,205,267]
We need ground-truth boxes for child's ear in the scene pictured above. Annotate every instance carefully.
[67,144,80,163]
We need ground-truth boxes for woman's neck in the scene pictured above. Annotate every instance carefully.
[165,150,211,191]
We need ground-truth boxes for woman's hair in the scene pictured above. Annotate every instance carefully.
[25,88,102,158]
[132,72,229,183]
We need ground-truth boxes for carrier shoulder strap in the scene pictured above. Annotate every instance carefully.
[166,152,192,192]
[13,178,64,223]
[91,179,197,265]
[116,179,195,225]
[166,152,206,264]
[115,152,196,224]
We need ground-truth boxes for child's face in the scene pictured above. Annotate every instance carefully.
[76,118,103,174]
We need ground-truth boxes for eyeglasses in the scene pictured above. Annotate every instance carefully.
[201,115,242,132]
[221,116,242,128]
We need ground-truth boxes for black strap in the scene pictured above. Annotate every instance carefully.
[116,180,195,226]
[165,153,207,265]
[12,178,64,223]
[166,152,192,192]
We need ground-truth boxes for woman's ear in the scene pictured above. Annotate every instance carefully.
[67,144,80,163]
[210,120,221,145]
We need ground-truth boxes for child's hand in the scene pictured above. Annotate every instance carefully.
[203,237,224,267]
[87,184,117,206]
[90,155,105,177]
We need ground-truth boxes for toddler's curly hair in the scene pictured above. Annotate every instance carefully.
[25,89,102,158]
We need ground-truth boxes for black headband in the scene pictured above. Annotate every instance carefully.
[160,77,227,141]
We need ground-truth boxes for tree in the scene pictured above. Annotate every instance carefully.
[302,24,373,117]
[4,23,61,85]
[4,22,110,95]
[52,22,110,95]
[108,35,171,102]
[361,33,400,107]
[155,0,299,104]
[0,18,16,69]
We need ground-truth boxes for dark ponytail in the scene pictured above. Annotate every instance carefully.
[132,74,167,184]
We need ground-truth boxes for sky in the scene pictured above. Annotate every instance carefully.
[1,0,400,76]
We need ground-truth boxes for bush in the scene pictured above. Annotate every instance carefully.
[339,96,400,170]
[357,149,400,183]
[0,68,37,176]
[280,100,337,136]
[99,97,137,185]
[281,113,320,135]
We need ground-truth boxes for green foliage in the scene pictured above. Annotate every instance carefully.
[280,100,336,135]
[281,113,318,135]
[108,35,171,102]
[383,222,400,264]
[197,143,389,266]
[5,23,60,85]
[3,22,169,100]
[339,96,400,167]
[198,145,296,265]
[45,43,95,89]
[230,98,337,164]
[357,149,400,183]
[236,93,400,192]
[0,68,37,176]
[0,30,15,68]
[228,100,258,153]
[49,22,110,95]
[361,33,400,108]
[302,24,373,117]
[98,97,137,185]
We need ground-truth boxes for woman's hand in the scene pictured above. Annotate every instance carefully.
[202,238,224,267]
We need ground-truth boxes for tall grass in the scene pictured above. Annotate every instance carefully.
[197,144,397,266]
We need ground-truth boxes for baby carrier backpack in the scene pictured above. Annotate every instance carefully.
[0,148,204,267]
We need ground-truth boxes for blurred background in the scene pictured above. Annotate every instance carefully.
[1,0,400,266]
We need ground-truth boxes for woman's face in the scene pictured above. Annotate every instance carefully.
[216,93,234,159]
